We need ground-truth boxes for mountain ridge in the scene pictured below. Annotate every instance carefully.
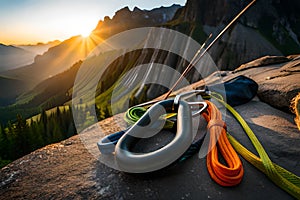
[16,40,61,56]
[0,4,182,124]
[0,44,35,72]
[0,4,181,90]
[1,1,300,123]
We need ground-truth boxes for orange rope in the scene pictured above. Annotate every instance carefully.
[202,101,244,186]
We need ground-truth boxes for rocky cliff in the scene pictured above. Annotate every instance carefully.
[93,5,181,37]
[168,0,300,70]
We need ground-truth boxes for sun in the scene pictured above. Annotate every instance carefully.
[61,16,97,39]
[80,29,92,38]
[75,22,95,38]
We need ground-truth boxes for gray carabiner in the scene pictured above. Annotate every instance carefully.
[174,90,208,117]
[115,99,193,173]
[173,89,208,104]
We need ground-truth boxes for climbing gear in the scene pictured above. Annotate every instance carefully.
[97,75,299,197]
[97,89,244,184]
[97,92,208,172]
[209,75,258,106]
[291,93,300,131]
[98,129,128,154]
[97,90,208,156]
[201,100,244,186]
[115,99,197,173]
[115,93,244,186]
[174,89,244,186]
[210,93,300,199]
[98,90,244,186]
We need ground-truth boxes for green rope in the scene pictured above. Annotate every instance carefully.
[212,93,300,199]
[124,106,175,129]
[124,106,147,125]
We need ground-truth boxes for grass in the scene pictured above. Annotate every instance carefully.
[26,106,70,125]
[15,90,38,105]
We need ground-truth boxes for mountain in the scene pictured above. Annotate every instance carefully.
[0,40,61,73]
[2,1,300,99]
[15,61,82,110]
[5,0,300,106]
[16,40,61,56]
[92,5,181,38]
[0,4,182,126]
[68,0,300,121]
[1,35,89,87]
[2,1,300,123]
[0,61,82,125]
[0,44,35,72]
[166,0,300,70]
[0,4,181,89]
[0,75,29,106]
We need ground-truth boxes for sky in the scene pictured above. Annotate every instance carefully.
[0,0,187,45]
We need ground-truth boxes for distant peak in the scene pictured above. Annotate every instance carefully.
[118,6,130,13]
[133,6,142,12]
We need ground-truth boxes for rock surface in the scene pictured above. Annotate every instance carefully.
[234,55,300,111]
[189,55,300,112]
[1,56,300,199]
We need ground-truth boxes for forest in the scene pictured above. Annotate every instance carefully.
[0,105,111,168]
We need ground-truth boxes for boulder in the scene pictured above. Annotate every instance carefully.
[233,55,300,112]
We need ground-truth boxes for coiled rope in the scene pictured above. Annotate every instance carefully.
[212,93,300,199]
[124,106,175,129]
[291,92,300,131]
[201,100,244,186]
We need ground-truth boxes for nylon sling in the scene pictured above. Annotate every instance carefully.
[212,94,300,199]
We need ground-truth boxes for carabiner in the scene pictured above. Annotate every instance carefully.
[174,90,208,117]
[115,99,193,173]
[97,129,128,154]
[97,90,209,156]
[173,89,208,104]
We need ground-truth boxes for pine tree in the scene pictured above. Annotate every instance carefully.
[28,120,44,150]
[52,122,63,142]
[5,121,14,159]
[0,123,9,159]
[67,120,76,138]
[40,109,47,133]
[13,114,30,158]
[95,106,101,120]
[45,116,54,143]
